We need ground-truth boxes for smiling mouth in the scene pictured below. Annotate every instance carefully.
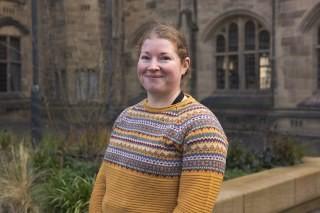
[145,75,163,78]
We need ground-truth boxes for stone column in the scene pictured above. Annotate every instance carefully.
[178,0,198,96]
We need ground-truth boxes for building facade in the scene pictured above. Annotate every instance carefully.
[0,0,320,151]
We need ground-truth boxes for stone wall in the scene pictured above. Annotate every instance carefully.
[39,0,106,104]
[275,0,319,108]
[214,157,320,213]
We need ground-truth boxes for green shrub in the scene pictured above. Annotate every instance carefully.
[0,130,13,151]
[39,168,94,213]
[268,134,304,166]
[32,134,64,172]
[0,130,103,213]
[226,143,262,173]
[30,133,100,212]
[226,134,305,179]
[63,157,99,177]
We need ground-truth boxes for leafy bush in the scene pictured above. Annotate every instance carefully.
[0,130,13,150]
[32,134,65,172]
[226,143,262,173]
[267,134,304,166]
[30,133,100,213]
[39,168,94,213]
[226,134,304,180]
[0,130,102,213]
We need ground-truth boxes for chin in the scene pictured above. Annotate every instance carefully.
[143,86,165,95]
[142,83,162,92]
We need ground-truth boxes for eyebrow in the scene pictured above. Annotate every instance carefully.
[140,51,172,56]
[159,52,170,55]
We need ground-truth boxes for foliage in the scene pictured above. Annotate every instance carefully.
[0,130,102,213]
[0,130,13,150]
[32,129,106,172]
[0,141,43,213]
[39,168,95,213]
[63,126,110,161]
[226,143,262,173]
[39,65,110,211]
[32,134,64,172]
[0,129,305,211]
[267,134,304,166]
[226,133,305,180]
[31,133,100,213]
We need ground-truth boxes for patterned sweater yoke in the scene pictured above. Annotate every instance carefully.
[89,95,228,213]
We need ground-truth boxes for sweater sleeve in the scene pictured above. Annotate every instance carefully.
[173,113,228,213]
[89,162,107,213]
[89,108,129,212]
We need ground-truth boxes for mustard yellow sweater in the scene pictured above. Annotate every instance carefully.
[89,95,228,213]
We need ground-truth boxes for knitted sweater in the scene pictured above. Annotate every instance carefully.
[89,95,228,213]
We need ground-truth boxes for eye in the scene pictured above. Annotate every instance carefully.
[140,55,150,60]
[160,56,171,61]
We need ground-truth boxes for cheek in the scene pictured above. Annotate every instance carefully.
[137,63,144,75]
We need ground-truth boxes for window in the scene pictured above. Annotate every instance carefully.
[215,17,271,90]
[75,68,98,102]
[245,21,255,50]
[0,36,21,92]
[228,23,238,51]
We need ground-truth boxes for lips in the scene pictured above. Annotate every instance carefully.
[144,75,163,78]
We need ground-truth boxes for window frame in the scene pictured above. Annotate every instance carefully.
[0,35,22,93]
[213,16,271,92]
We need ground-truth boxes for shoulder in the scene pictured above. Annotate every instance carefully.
[113,100,144,125]
[180,96,223,130]
[180,97,228,146]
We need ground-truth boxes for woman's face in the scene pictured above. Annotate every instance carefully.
[137,36,190,97]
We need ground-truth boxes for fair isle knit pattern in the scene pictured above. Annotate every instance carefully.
[89,95,228,213]
[104,95,227,176]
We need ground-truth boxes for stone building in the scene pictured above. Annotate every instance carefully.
[0,0,320,151]
[0,0,32,111]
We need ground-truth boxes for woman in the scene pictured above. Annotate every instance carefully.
[89,23,228,213]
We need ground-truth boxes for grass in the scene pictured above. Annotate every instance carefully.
[0,142,44,213]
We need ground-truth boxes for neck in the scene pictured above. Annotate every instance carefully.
[147,90,182,108]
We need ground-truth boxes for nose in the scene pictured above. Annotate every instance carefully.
[147,59,160,71]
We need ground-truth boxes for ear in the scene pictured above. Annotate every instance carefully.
[181,57,191,75]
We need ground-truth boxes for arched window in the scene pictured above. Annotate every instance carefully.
[214,17,271,90]
[0,36,21,92]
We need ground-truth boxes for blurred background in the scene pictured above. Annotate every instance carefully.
[0,0,319,212]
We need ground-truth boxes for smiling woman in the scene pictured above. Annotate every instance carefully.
[89,23,228,213]
[137,36,190,107]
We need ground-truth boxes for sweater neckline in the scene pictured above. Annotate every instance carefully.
[143,94,194,112]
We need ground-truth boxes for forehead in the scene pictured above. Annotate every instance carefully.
[140,37,177,53]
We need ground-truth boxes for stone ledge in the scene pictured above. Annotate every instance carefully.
[214,157,320,213]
